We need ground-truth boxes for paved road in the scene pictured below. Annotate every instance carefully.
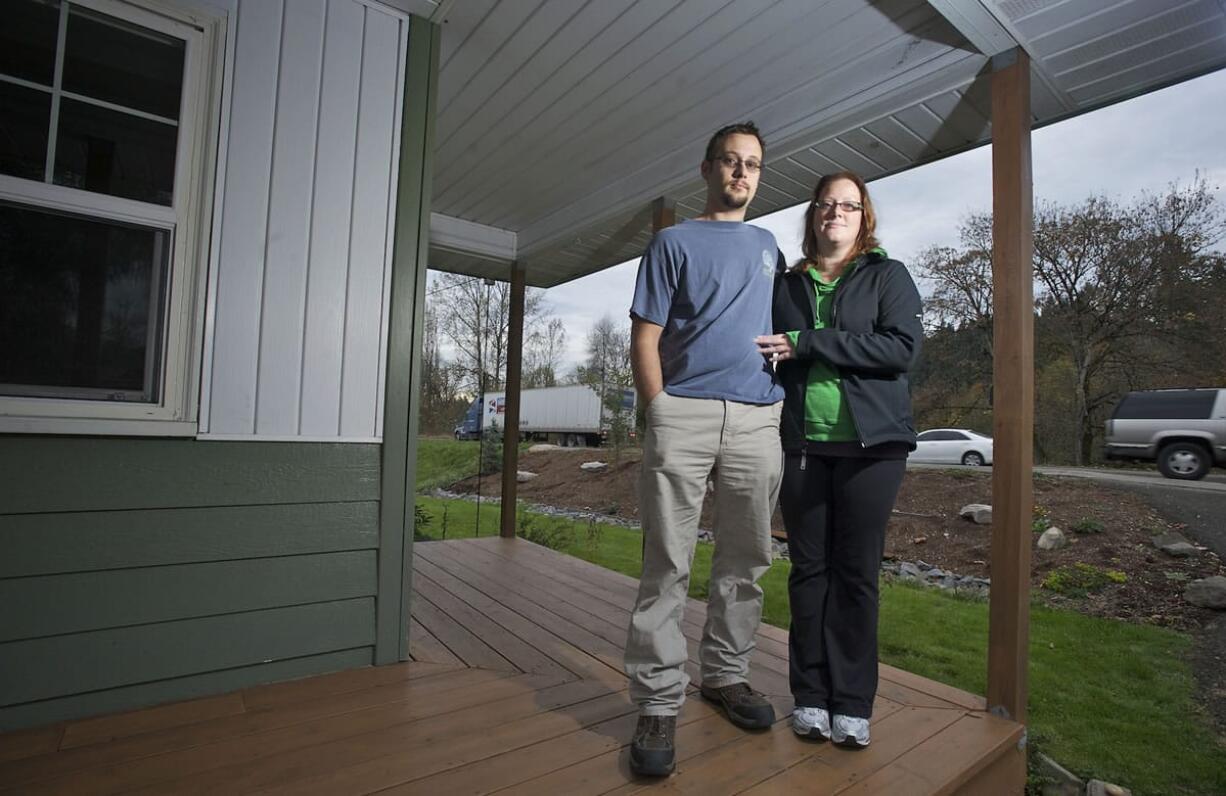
[1034,466,1226,493]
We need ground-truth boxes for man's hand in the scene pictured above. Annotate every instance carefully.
[755,333,795,363]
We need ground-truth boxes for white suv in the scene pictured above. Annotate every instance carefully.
[1104,388,1226,480]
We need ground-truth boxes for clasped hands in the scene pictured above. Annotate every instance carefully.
[754,334,795,363]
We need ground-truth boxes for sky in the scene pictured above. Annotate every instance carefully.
[537,67,1226,374]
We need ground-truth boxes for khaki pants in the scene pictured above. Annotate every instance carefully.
[625,392,783,715]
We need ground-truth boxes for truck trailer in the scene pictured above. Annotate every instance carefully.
[454,384,635,447]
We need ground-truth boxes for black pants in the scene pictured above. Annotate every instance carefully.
[780,452,906,718]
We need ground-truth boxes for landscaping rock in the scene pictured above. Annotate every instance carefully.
[959,503,993,524]
[899,562,922,579]
[516,471,538,483]
[1184,576,1226,609]
[527,444,558,452]
[1036,752,1083,795]
[1037,526,1067,550]
[579,461,608,472]
[1152,532,1198,558]
[1085,781,1131,796]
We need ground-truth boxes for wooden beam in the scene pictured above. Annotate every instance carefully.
[499,263,527,539]
[987,47,1033,725]
[651,196,676,232]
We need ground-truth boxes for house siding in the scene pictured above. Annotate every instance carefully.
[202,0,408,440]
[0,437,381,732]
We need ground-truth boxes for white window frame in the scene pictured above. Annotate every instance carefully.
[0,0,225,436]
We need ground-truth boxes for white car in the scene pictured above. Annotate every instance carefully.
[912,429,994,466]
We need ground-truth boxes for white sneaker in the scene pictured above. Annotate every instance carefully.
[831,714,870,747]
[792,707,831,740]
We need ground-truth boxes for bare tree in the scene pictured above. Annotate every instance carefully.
[575,315,632,395]
[429,272,548,396]
[575,315,635,450]
[915,213,995,337]
[523,317,566,388]
[913,175,1225,464]
[417,303,470,434]
[912,214,996,427]
[1033,177,1225,463]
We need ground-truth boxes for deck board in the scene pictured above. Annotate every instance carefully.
[0,537,1023,794]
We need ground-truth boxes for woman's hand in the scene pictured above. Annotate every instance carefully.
[755,333,796,363]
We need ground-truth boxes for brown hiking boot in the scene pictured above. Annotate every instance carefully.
[699,682,775,729]
[629,714,676,776]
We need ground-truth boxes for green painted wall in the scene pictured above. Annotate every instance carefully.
[0,436,381,732]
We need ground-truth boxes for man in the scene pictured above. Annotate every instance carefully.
[625,122,785,776]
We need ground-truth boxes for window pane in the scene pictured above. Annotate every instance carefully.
[0,81,51,181]
[53,98,177,204]
[63,5,185,120]
[0,0,61,86]
[0,201,169,402]
[1116,390,1214,420]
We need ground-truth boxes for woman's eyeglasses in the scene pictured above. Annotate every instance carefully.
[814,199,863,213]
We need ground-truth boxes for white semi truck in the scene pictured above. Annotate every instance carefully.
[453,384,635,447]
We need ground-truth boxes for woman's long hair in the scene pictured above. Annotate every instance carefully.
[795,171,881,272]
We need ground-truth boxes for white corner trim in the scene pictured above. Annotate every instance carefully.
[430,212,517,262]
[369,0,435,21]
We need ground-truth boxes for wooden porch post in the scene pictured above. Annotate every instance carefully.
[499,262,527,538]
[651,196,676,232]
[987,47,1034,724]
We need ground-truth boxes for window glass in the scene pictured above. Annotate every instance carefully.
[917,431,937,441]
[950,431,969,440]
[63,5,185,120]
[53,98,178,204]
[0,0,61,86]
[0,201,169,402]
[1114,391,1215,420]
[0,82,52,181]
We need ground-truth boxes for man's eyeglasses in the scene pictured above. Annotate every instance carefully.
[711,154,763,173]
[813,199,863,213]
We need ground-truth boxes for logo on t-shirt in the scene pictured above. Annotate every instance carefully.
[761,249,774,277]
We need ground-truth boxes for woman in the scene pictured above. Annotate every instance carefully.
[755,171,923,748]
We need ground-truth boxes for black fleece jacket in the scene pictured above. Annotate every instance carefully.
[772,251,924,452]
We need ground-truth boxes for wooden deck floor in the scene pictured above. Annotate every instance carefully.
[0,537,1024,794]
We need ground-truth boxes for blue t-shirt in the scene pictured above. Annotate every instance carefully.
[629,220,784,405]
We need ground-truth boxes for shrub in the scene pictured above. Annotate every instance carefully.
[585,516,604,556]
[1032,505,1052,534]
[1041,562,1127,597]
[479,424,504,474]
[1071,517,1104,535]
[517,507,573,550]
[413,503,433,541]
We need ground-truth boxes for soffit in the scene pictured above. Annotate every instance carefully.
[424,0,1226,288]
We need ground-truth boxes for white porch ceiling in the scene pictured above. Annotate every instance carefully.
[402,0,1226,287]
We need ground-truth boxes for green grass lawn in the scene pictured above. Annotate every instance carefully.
[413,494,1226,795]
[414,436,533,491]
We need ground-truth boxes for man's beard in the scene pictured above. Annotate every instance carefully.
[719,187,750,210]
